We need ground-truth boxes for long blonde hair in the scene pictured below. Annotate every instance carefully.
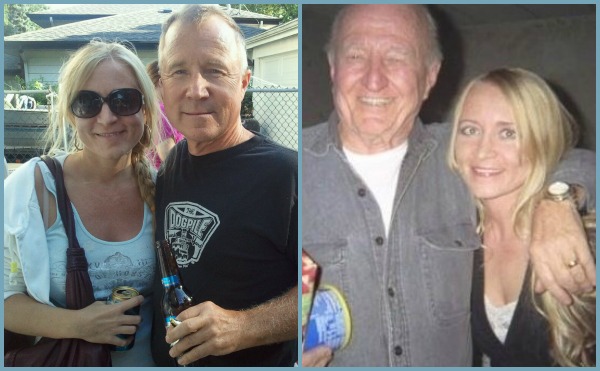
[449,68,594,366]
[533,212,596,367]
[44,39,159,211]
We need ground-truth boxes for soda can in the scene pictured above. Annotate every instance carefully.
[303,285,352,352]
[107,286,140,351]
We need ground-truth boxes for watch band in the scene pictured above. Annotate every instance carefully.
[545,181,585,211]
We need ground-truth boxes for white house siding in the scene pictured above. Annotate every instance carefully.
[258,50,298,88]
[251,38,298,88]
[21,50,67,85]
[22,49,158,85]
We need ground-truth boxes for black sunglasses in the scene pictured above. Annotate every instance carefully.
[71,88,144,119]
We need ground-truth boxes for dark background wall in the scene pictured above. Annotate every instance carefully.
[302,4,596,150]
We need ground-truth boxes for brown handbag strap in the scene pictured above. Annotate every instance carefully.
[40,155,79,250]
[40,156,96,309]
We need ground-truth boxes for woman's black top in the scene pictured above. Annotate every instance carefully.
[471,249,553,366]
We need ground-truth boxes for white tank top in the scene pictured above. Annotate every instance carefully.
[40,156,156,366]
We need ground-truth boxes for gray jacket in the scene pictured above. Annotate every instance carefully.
[302,114,595,366]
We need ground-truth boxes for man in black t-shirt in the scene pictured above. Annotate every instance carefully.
[151,4,298,367]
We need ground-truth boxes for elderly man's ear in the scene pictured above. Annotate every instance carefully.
[242,70,252,91]
[422,61,441,101]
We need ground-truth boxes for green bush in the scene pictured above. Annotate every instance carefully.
[242,91,253,119]
[8,76,58,106]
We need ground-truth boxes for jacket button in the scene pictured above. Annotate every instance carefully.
[358,188,366,197]
[387,287,395,297]
[375,236,384,245]
[454,240,463,247]
[394,345,403,356]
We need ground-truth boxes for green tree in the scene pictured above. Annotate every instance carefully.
[234,4,298,23]
[4,4,48,36]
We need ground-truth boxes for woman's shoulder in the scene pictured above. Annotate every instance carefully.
[5,154,71,207]
[5,157,42,190]
[4,158,43,233]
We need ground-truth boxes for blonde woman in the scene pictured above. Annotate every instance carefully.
[449,67,595,366]
[4,40,160,366]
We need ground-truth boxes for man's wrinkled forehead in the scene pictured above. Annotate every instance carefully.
[337,5,423,40]
[332,5,430,59]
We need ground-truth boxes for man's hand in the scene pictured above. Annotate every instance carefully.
[165,287,297,366]
[302,346,333,367]
[166,301,244,365]
[530,199,596,305]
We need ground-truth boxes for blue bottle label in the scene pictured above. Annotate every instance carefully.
[161,275,180,288]
[165,315,176,327]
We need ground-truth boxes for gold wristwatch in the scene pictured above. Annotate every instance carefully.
[546,181,585,210]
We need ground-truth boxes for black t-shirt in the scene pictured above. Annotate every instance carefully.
[151,134,298,366]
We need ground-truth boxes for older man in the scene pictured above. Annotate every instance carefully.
[302,4,595,366]
[151,5,297,366]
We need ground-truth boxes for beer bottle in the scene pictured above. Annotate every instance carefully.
[155,240,194,327]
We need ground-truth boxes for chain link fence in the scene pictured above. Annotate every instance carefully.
[244,87,298,151]
[4,90,52,164]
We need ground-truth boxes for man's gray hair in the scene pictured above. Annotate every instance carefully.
[158,4,248,73]
[325,4,443,65]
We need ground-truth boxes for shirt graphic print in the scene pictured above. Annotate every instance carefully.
[164,202,220,267]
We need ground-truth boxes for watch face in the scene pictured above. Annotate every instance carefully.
[549,181,570,196]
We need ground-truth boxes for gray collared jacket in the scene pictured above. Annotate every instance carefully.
[302,114,595,366]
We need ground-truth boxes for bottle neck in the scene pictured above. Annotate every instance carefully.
[156,240,184,286]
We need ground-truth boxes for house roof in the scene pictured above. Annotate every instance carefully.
[28,4,279,28]
[247,19,298,49]
[6,5,274,51]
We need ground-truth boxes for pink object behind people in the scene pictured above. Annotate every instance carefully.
[152,103,184,169]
